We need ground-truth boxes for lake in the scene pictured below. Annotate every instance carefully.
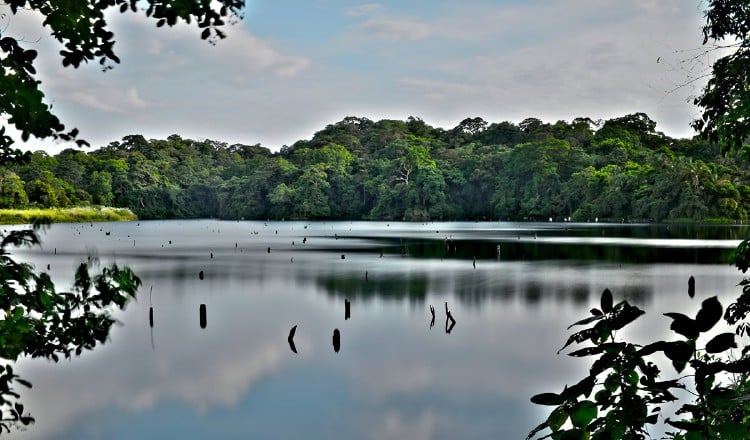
[5,220,749,439]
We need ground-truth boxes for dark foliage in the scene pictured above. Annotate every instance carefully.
[0,225,141,433]
[529,270,750,439]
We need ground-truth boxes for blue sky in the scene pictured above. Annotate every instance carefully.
[5,1,712,152]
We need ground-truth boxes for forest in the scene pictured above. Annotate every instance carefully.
[1,112,748,223]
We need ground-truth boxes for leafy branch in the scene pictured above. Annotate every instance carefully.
[529,268,750,440]
[0,225,141,434]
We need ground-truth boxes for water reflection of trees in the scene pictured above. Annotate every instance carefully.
[366,237,734,264]
[320,274,428,301]
[319,274,653,307]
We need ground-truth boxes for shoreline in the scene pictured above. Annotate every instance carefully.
[0,207,137,225]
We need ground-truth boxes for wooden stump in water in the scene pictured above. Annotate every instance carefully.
[345,299,351,320]
[199,304,207,329]
[149,307,154,328]
[333,328,340,353]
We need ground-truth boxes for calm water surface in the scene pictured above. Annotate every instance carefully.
[6,220,749,439]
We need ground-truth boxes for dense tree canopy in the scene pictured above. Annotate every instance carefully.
[4,113,748,223]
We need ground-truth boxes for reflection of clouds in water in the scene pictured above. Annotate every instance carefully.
[14,278,304,439]
[16,339,285,439]
[354,362,436,401]
[8,221,746,439]
[125,344,284,413]
[341,298,592,411]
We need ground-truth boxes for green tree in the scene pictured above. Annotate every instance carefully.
[692,0,750,151]
[88,170,114,206]
[0,168,27,208]
[269,182,297,218]
[293,164,330,218]
[24,170,74,207]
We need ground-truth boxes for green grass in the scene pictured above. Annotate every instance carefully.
[666,217,743,225]
[0,207,138,225]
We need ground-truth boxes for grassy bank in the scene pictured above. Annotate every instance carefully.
[0,207,138,225]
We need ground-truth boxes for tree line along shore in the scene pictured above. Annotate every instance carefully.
[1,113,748,223]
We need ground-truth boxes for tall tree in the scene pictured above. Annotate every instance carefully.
[692,0,750,151]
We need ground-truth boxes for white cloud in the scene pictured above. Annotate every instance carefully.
[384,0,708,137]
[3,0,715,152]
[355,17,432,42]
[345,3,384,17]
[4,6,312,151]
[66,85,148,114]
[398,78,480,101]
[107,13,311,80]
[13,288,293,439]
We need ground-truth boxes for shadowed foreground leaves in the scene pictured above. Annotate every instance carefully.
[0,226,141,434]
[529,255,750,439]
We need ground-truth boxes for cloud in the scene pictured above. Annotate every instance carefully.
[5,7,313,151]
[4,0,713,153]
[345,3,384,17]
[354,17,432,42]
[381,0,708,137]
[108,13,311,80]
[13,287,292,439]
[398,78,480,101]
[65,85,148,114]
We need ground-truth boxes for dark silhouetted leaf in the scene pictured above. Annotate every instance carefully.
[723,358,750,374]
[590,352,618,376]
[637,341,671,357]
[665,419,702,431]
[695,296,722,333]
[567,346,606,357]
[664,341,694,373]
[560,376,596,401]
[15,379,31,388]
[526,421,548,440]
[705,332,736,353]
[531,392,563,406]
[567,314,604,330]
[601,288,613,313]
[608,302,644,331]
[558,328,596,354]
[664,312,699,339]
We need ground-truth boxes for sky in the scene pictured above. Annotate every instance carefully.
[3,0,717,153]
